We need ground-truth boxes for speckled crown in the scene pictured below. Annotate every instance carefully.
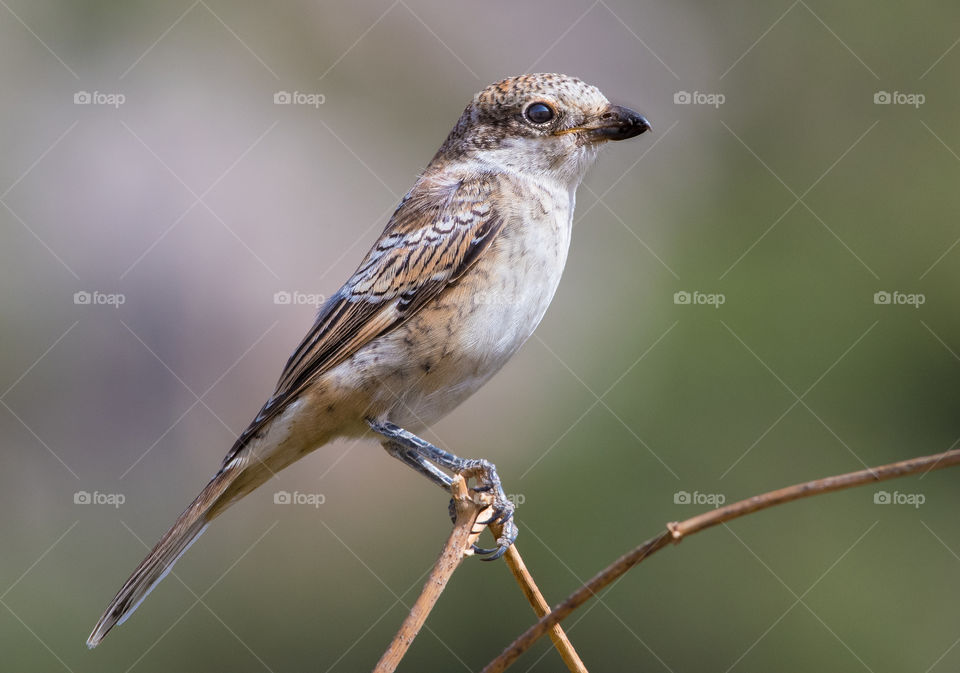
[472,73,608,112]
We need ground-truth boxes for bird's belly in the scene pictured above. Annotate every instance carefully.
[362,205,573,430]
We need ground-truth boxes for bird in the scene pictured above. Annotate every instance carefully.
[86,73,650,648]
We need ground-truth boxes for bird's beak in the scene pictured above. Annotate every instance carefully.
[561,104,651,141]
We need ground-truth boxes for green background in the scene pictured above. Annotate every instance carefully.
[1,1,958,671]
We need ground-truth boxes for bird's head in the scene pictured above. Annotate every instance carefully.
[433,73,650,187]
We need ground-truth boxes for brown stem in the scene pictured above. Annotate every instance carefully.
[373,475,490,673]
[492,524,588,673]
[482,448,960,673]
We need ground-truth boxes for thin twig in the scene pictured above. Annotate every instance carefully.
[482,448,960,673]
[491,523,588,673]
[373,475,491,673]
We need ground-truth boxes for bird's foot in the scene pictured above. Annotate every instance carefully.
[449,459,518,561]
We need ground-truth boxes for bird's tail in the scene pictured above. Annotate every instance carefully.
[86,465,245,648]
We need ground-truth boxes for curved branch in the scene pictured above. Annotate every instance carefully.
[482,448,960,673]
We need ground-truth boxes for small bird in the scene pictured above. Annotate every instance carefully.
[87,73,649,648]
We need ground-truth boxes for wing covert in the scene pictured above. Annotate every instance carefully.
[222,173,504,465]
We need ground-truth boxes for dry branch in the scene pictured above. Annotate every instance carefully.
[491,523,587,673]
[373,475,491,673]
[482,448,960,673]
[375,472,586,672]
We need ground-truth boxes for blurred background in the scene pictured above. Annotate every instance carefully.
[2,1,959,671]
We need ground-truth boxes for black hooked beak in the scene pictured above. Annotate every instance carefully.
[585,104,651,141]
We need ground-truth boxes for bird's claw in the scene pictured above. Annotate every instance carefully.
[479,519,518,561]
[451,458,518,560]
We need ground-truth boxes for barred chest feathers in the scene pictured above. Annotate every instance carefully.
[354,172,575,429]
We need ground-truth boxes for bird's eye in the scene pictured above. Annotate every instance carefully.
[525,102,555,124]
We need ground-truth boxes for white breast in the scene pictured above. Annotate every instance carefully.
[339,173,576,431]
[459,181,573,366]
[400,177,574,426]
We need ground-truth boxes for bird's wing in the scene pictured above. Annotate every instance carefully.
[222,173,504,466]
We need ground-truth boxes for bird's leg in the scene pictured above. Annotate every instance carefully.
[381,439,454,489]
[370,419,518,560]
[381,440,486,550]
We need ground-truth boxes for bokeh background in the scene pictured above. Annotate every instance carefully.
[2,1,959,671]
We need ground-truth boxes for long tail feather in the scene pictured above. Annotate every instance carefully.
[86,467,240,648]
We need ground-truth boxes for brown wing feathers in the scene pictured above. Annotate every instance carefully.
[222,174,503,466]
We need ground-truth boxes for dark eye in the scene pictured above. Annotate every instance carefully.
[525,102,555,124]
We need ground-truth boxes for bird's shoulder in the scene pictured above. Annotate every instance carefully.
[344,169,506,302]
